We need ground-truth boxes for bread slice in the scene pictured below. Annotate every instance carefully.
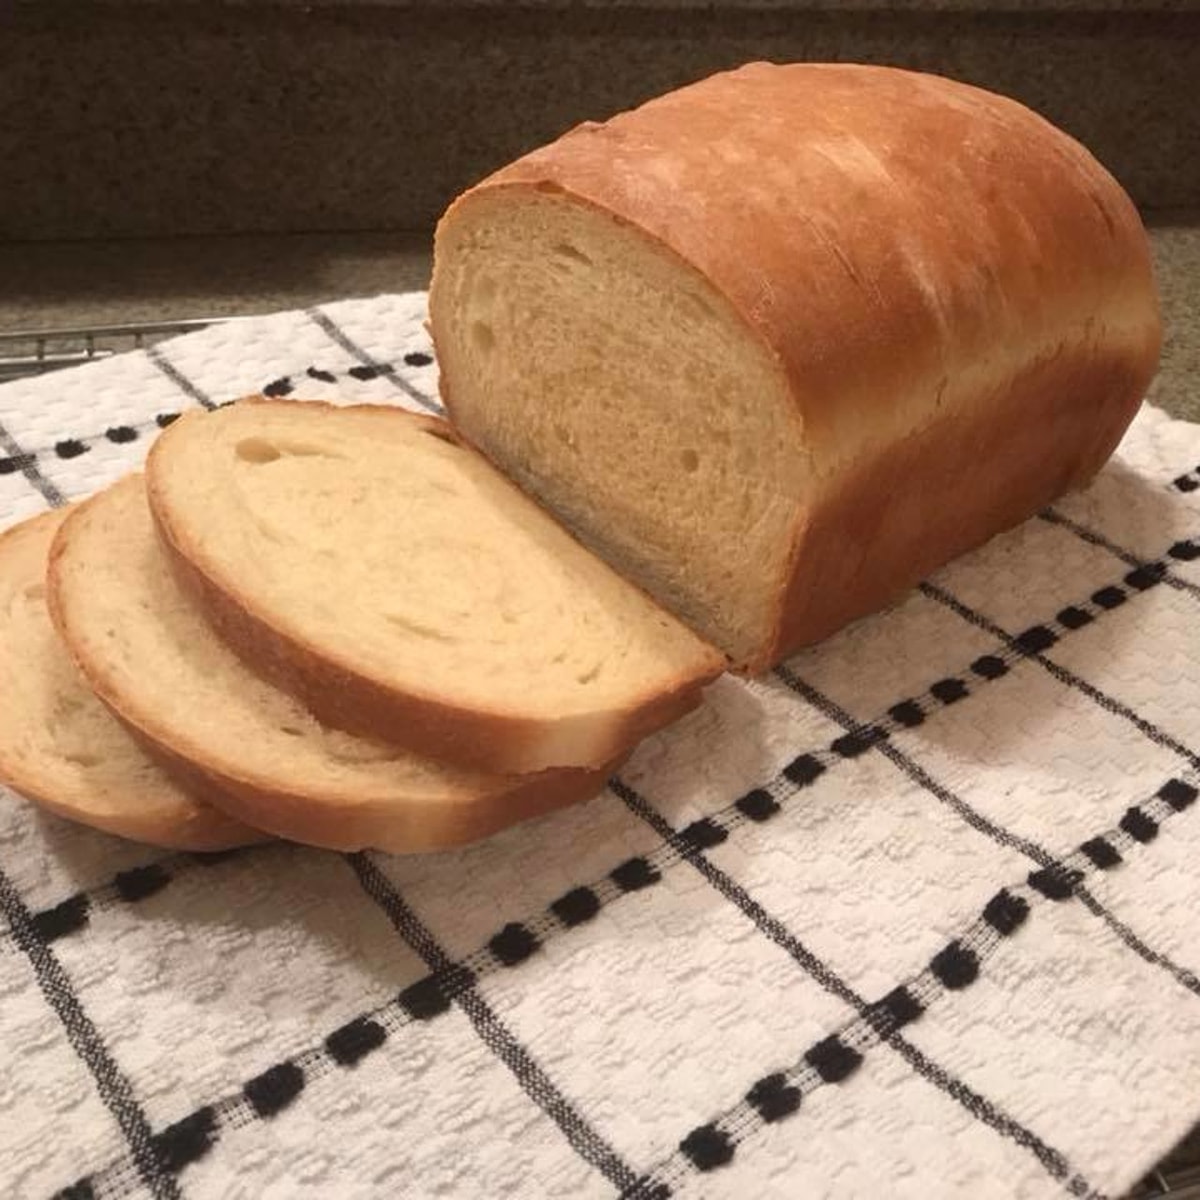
[47,475,622,853]
[0,507,261,849]
[144,400,723,774]
[429,62,1160,671]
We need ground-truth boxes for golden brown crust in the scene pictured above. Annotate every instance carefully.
[145,399,719,773]
[435,62,1161,669]
[768,340,1150,664]
[125,718,619,853]
[0,760,261,851]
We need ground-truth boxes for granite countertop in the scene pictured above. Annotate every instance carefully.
[0,232,433,335]
[1146,212,1200,423]
[0,215,1196,421]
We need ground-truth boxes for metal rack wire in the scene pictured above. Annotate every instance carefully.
[0,316,242,381]
[1134,1163,1200,1198]
[0,315,1198,1199]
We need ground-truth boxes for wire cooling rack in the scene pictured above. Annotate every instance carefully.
[1137,1163,1200,1198]
[0,315,1198,1200]
[0,316,243,381]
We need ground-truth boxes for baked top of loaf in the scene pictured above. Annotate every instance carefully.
[0,507,259,849]
[48,475,619,853]
[145,400,723,773]
[454,61,1158,456]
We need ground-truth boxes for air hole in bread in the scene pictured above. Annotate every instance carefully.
[235,437,343,464]
[22,582,45,601]
[680,448,700,473]
[279,725,305,737]
[471,321,496,356]
[551,242,593,268]
[64,751,102,768]
[236,437,282,464]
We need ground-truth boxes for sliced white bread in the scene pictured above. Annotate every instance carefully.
[429,62,1160,671]
[47,475,621,853]
[0,507,261,849]
[144,400,723,774]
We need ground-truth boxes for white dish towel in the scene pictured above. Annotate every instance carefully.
[1,293,1199,1200]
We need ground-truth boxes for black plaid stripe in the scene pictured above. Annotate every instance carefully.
[306,307,442,415]
[0,851,231,949]
[262,353,436,403]
[1173,465,1200,493]
[0,425,155,479]
[920,581,1200,775]
[1014,512,1200,995]
[778,664,1200,1002]
[1039,507,1200,605]
[611,777,1100,1199]
[0,866,179,1199]
[345,852,639,1190]
[145,344,217,411]
[0,415,176,475]
[0,354,438,478]
[0,417,65,507]
[903,515,1200,995]
[621,770,1200,1198]
[69,843,674,1197]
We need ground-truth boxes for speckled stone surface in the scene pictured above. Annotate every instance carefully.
[2,6,1197,240]
[1147,215,1200,423]
[0,233,432,332]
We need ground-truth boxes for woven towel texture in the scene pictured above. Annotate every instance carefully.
[0,293,1198,1200]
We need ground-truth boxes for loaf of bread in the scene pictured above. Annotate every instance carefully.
[0,508,262,849]
[1,63,1164,853]
[144,400,723,774]
[47,474,627,852]
[429,61,1161,670]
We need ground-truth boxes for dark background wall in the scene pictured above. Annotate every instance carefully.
[2,3,1198,242]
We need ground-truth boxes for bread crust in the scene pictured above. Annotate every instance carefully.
[433,62,1161,670]
[771,340,1148,657]
[145,400,720,773]
[0,509,262,850]
[3,743,263,852]
[46,484,619,853]
[124,726,622,854]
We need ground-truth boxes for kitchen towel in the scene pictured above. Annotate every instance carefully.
[1,292,1199,1200]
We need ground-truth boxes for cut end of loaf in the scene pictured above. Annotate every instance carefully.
[431,191,807,669]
